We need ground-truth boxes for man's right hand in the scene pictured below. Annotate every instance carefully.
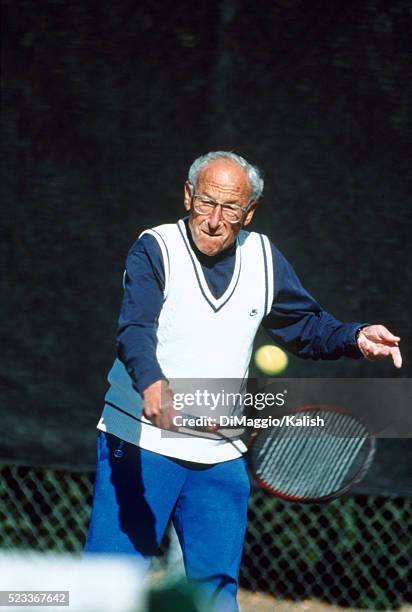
[142,379,177,430]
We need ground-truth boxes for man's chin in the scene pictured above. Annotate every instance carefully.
[194,235,225,256]
[198,243,222,256]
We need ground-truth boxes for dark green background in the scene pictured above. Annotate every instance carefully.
[2,0,411,468]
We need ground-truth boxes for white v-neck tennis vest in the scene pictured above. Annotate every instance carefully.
[98,219,274,463]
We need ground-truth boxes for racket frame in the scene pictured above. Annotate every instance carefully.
[246,404,376,503]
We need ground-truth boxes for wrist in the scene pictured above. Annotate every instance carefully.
[143,378,168,396]
[355,325,370,344]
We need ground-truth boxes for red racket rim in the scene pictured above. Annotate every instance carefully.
[247,404,376,503]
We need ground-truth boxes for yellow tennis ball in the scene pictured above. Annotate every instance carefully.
[254,345,288,375]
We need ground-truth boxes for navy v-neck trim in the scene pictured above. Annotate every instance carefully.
[259,234,269,314]
[177,219,241,313]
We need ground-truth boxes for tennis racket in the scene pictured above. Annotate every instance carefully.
[181,404,376,503]
[245,405,376,503]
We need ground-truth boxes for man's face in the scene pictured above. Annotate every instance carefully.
[183,159,257,256]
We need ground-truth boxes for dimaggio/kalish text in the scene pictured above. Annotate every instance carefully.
[173,414,325,429]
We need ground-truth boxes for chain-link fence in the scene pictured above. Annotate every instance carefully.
[1,464,411,610]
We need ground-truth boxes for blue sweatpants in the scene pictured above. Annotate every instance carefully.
[84,432,250,611]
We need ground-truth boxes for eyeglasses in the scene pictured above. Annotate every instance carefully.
[191,194,252,223]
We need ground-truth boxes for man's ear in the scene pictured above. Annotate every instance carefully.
[242,202,258,226]
[183,181,192,212]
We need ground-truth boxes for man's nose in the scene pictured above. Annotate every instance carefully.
[208,204,223,228]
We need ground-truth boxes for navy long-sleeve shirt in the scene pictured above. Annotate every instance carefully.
[116,221,363,394]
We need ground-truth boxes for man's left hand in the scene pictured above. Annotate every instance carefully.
[357,325,402,368]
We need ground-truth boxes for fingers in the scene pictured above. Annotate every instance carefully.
[361,325,400,345]
[391,346,403,369]
[159,407,179,430]
[143,380,179,430]
[371,345,402,369]
[146,404,178,430]
[358,336,403,368]
[205,422,220,433]
[357,325,402,369]
[375,325,401,344]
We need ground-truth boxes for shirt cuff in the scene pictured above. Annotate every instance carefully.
[134,369,167,395]
[344,323,370,358]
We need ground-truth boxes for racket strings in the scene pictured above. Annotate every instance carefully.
[255,410,339,484]
[309,414,366,496]
[263,433,321,494]
[320,431,365,496]
[251,411,369,499]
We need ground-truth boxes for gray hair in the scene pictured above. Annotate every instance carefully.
[187,151,264,202]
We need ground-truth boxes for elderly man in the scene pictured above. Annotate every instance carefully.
[85,151,401,610]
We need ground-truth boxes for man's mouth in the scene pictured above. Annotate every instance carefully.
[201,229,223,238]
